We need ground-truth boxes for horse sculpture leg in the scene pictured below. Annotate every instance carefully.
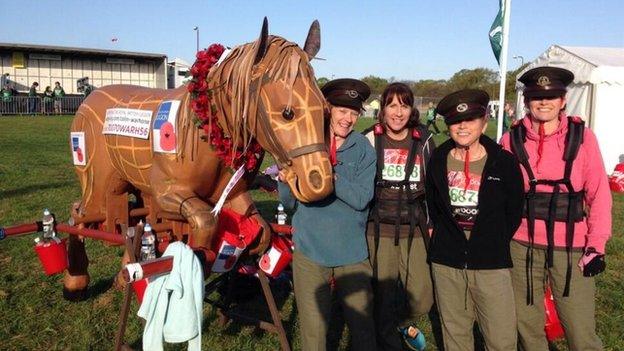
[156,188,217,270]
[64,172,129,300]
[63,202,91,301]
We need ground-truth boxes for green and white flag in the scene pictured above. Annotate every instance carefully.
[489,0,505,64]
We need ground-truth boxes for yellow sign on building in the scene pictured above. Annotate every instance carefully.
[12,52,25,68]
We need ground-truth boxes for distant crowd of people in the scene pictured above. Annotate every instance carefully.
[0,78,94,115]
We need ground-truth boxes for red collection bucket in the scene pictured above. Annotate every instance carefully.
[210,209,261,273]
[608,163,624,193]
[544,286,565,341]
[259,235,293,278]
[33,238,68,275]
[132,278,149,304]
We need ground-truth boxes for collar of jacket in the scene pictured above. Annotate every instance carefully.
[521,113,569,142]
[338,130,359,152]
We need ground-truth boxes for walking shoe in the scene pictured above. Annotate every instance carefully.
[398,325,426,351]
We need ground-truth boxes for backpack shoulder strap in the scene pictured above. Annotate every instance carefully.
[373,125,385,178]
[563,116,584,163]
[563,116,585,183]
[403,127,422,182]
[510,122,536,182]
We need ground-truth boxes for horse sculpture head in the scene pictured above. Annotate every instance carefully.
[208,18,333,202]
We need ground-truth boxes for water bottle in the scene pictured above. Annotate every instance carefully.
[42,208,55,240]
[140,223,156,261]
[275,203,287,225]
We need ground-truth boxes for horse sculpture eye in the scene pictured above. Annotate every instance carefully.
[282,108,295,120]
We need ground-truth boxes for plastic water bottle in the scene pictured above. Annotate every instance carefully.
[42,208,55,240]
[140,223,156,261]
[275,203,287,225]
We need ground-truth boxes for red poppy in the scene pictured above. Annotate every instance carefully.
[76,147,84,162]
[259,254,271,271]
[159,122,176,151]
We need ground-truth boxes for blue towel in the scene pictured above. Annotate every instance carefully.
[137,242,204,351]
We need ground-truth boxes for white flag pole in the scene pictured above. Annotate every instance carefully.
[496,0,512,141]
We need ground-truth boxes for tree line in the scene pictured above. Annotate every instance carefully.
[317,64,529,103]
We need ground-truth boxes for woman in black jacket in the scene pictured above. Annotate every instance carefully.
[425,89,524,351]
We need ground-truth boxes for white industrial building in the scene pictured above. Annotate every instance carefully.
[0,43,168,94]
[167,57,192,89]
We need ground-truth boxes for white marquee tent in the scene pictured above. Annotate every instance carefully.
[516,45,624,173]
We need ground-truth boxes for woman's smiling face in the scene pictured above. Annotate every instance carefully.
[527,95,566,123]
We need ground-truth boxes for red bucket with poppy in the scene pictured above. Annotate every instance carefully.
[210,209,261,273]
[132,278,149,304]
[544,285,565,342]
[34,238,68,275]
[259,235,293,278]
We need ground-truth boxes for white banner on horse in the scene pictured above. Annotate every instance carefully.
[103,108,152,139]
[153,100,181,153]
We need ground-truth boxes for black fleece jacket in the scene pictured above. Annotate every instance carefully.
[426,135,524,269]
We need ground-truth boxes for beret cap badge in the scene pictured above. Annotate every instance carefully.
[537,75,551,87]
[456,103,468,113]
[346,89,359,99]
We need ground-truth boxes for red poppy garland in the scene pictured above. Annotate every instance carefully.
[187,44,263,172]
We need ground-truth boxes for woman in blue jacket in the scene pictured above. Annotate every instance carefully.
[278,78,377,351]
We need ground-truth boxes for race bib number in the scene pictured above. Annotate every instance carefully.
[448,170,482,227]
[382,149,421,181]
[447,170,481,206]
[448,186,478,207]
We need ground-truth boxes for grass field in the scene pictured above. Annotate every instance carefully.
[0,115,622,350]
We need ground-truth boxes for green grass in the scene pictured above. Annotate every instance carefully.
[0,116,622,350]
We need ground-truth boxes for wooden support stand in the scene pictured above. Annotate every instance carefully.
[204,268,291,351]
[1,201,293,350]
[109,207,291,350]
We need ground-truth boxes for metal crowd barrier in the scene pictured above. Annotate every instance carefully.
[0,96,86,116]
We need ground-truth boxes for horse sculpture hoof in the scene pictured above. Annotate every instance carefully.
[63,287,89,302]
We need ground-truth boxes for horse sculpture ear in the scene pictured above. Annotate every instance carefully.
[253,17,269,65]
[303,20,321,59]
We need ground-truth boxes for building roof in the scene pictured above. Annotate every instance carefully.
[168,57,192,67]
[0,42,166,60]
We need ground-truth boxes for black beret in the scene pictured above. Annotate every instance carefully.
[436,89,490,125]
[321,78,371,111]
[519,66,574,98]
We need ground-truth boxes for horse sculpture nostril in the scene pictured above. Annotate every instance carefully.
[308,170,322,190]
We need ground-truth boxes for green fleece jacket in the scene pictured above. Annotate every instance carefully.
[278,131,376,267]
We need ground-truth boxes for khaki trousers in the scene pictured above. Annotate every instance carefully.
[367,235,434,350]
[431,263,517,351]
[292,250,377,351]
[510,240,603,351]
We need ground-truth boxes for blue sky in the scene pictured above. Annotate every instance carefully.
[2,0,622,80]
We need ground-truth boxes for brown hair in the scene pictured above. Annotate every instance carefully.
[379,82,420,128]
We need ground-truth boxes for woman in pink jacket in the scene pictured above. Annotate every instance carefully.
[500,66,612,351]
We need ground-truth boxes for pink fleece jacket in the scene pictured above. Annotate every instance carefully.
[500,115,612,253]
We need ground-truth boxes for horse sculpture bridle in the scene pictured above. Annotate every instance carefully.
[247,52,326,169]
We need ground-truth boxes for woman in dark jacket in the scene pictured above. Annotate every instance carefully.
[425,89,524,351]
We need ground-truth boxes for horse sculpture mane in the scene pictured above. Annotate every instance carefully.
[64,19,333,299]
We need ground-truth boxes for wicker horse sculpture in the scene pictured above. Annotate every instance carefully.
[65,19,333,298]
